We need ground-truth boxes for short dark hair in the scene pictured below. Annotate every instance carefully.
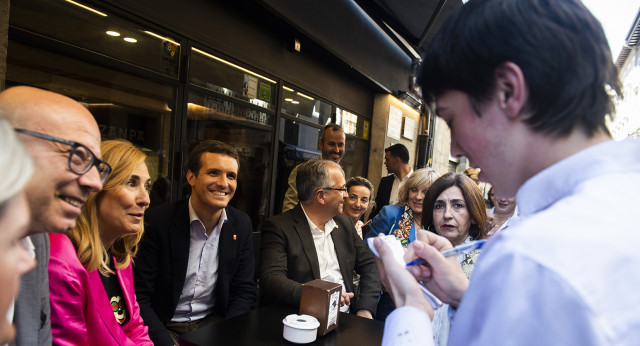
[319,123,344,144]
[187,140,239,176]
[422,172,488,241]
[385,143,409,163]
[417,0,621,137]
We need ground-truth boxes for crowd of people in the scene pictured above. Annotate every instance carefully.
[0,83,509,345]
[1,0,639,345]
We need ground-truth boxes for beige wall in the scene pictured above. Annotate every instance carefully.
[431,116,452,175]
[367,94,421,190]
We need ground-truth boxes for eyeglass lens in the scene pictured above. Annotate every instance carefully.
[68,146,110,183]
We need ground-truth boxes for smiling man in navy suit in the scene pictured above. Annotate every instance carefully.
[134,140,256,346]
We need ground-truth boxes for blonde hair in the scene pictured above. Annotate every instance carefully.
[68,139,147,275]
[397,168,441,207]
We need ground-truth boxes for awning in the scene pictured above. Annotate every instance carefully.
[258,0,462,95]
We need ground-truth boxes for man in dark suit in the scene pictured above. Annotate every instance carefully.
[369,143,412,220]
[2,86,106,346]
[134,140,256,346]
[260,159,380,318]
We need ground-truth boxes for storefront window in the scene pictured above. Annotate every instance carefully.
[8,0,372,222]
[342,138,368,179]
[10,0,181,78]
[186,91,273,227]
[273,120,321,213]
[281,86,332,125]
[6,40,176,208]
[337,107,370,140]
[190,47,276,112]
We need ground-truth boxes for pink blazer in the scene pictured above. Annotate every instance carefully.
[48,233,152,346]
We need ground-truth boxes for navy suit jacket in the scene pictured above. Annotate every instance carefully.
[368,175,394,221]
[133,199,256,346]
[259,204,380,314]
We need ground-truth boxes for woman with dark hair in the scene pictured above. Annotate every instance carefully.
[343,176,375,238]
[423,172,488,248]
[48,139,153,345]
[421,172,488,345]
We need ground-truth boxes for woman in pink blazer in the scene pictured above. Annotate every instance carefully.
[48,139,153,345]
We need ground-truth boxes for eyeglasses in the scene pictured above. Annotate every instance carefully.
[322,187,348,193]
[15,128,112,184]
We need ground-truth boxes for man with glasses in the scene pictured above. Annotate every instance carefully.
[0,86,105,345]
[261,159,380,318]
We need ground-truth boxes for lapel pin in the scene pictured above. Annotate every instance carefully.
[233,234,237,240]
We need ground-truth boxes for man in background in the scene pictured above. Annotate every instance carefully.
[369,143,412,220]
[281,123,346,213]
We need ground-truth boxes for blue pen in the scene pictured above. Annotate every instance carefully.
[405,239,487,266]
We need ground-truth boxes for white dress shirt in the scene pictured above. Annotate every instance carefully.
[383,306,433,346]
[172,198,227,322]
[300,205,349,312]
[384,138,640,345]
[389,168,413,205]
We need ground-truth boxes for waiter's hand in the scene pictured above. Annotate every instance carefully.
[373,235,433,319]
[405,232,469,308]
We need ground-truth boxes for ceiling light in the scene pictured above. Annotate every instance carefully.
[65,0,107,16]
[123,37,137,43]
[143,31,180,46]
[192,47,276,84]
[291,100,300,104]
[283,86,294,92]
[296,92,314,101]
[284,98,293,102]
[106,31,120,36]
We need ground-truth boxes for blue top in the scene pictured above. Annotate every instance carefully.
[365,204,417,246]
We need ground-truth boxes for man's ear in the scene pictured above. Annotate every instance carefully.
[494,62,528,120]
[316,189,326,205]
[186,169,196,187]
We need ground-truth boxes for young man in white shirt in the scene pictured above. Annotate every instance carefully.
[373,0,640,345]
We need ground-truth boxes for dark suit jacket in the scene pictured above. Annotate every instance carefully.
[12,233,52,346]
[259,204,380,314]
[368,175,394,221]
[133,200,257,346]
